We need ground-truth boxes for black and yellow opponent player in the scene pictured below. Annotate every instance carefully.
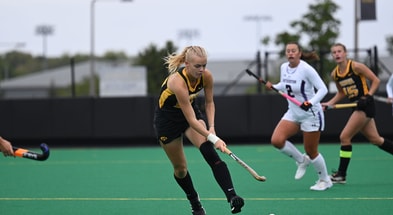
[322,43,393,184]
[153,46,244,215]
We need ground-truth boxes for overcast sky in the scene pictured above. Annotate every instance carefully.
[0,0,392,59]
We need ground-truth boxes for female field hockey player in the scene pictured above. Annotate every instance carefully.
[265,42,332,191]
[322,43,393,184]
[386,74,393,116]
[153,46,244,215]
[0,136,14,157]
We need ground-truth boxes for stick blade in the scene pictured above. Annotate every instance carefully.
[226,150,266,182]
[38,143,50,161]
[255,175,267,182]
[13,143,50,161]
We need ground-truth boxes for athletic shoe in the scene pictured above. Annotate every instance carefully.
[295,154,310,180]
[230,195,244,214]
[310,179,333,191]
[190,196,206,215]
[330,172,346,184]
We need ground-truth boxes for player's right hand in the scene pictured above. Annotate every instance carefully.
[300,101,312,111]
[265,81,273,90]
[214,139,227,152]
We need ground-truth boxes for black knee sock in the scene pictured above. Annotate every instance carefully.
[338,145,352,176]
[174,171,198,200]
[212,162,237,202]
[379,139,393,155]
[200,141,236,202]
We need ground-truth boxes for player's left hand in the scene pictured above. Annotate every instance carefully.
[357,94,374,109]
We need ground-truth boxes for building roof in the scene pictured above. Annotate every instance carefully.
[0,61,145,89]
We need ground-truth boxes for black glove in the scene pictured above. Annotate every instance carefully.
[357,94,374,109]
[300,101,312,111]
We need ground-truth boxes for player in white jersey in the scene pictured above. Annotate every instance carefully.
[386,74,393,116]
[265,42,332,191]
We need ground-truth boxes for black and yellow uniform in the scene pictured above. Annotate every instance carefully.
[333,60,369,101]
[154,67,205,144]
[333,60,375,117]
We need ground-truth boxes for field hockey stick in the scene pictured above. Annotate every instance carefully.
[325,103,357,110]
[245,69,302,106]
[223,147,266,182]
[374,95,392,104]
[12,143,50,161]
[326,95,392,110]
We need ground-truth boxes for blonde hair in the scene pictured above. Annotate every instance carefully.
[331,43,347,52]
[163,46,207,74]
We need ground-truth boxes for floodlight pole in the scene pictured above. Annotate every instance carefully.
[354,0,359,61]
[36,25,54,71]
[89,0,133,97]
[244,15,272,94]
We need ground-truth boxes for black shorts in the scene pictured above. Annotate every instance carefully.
[153,107,204,144]
[355,99,376,118]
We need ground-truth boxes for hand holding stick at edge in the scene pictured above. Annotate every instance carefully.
[0,136,14,157]
[12,143,50,161]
